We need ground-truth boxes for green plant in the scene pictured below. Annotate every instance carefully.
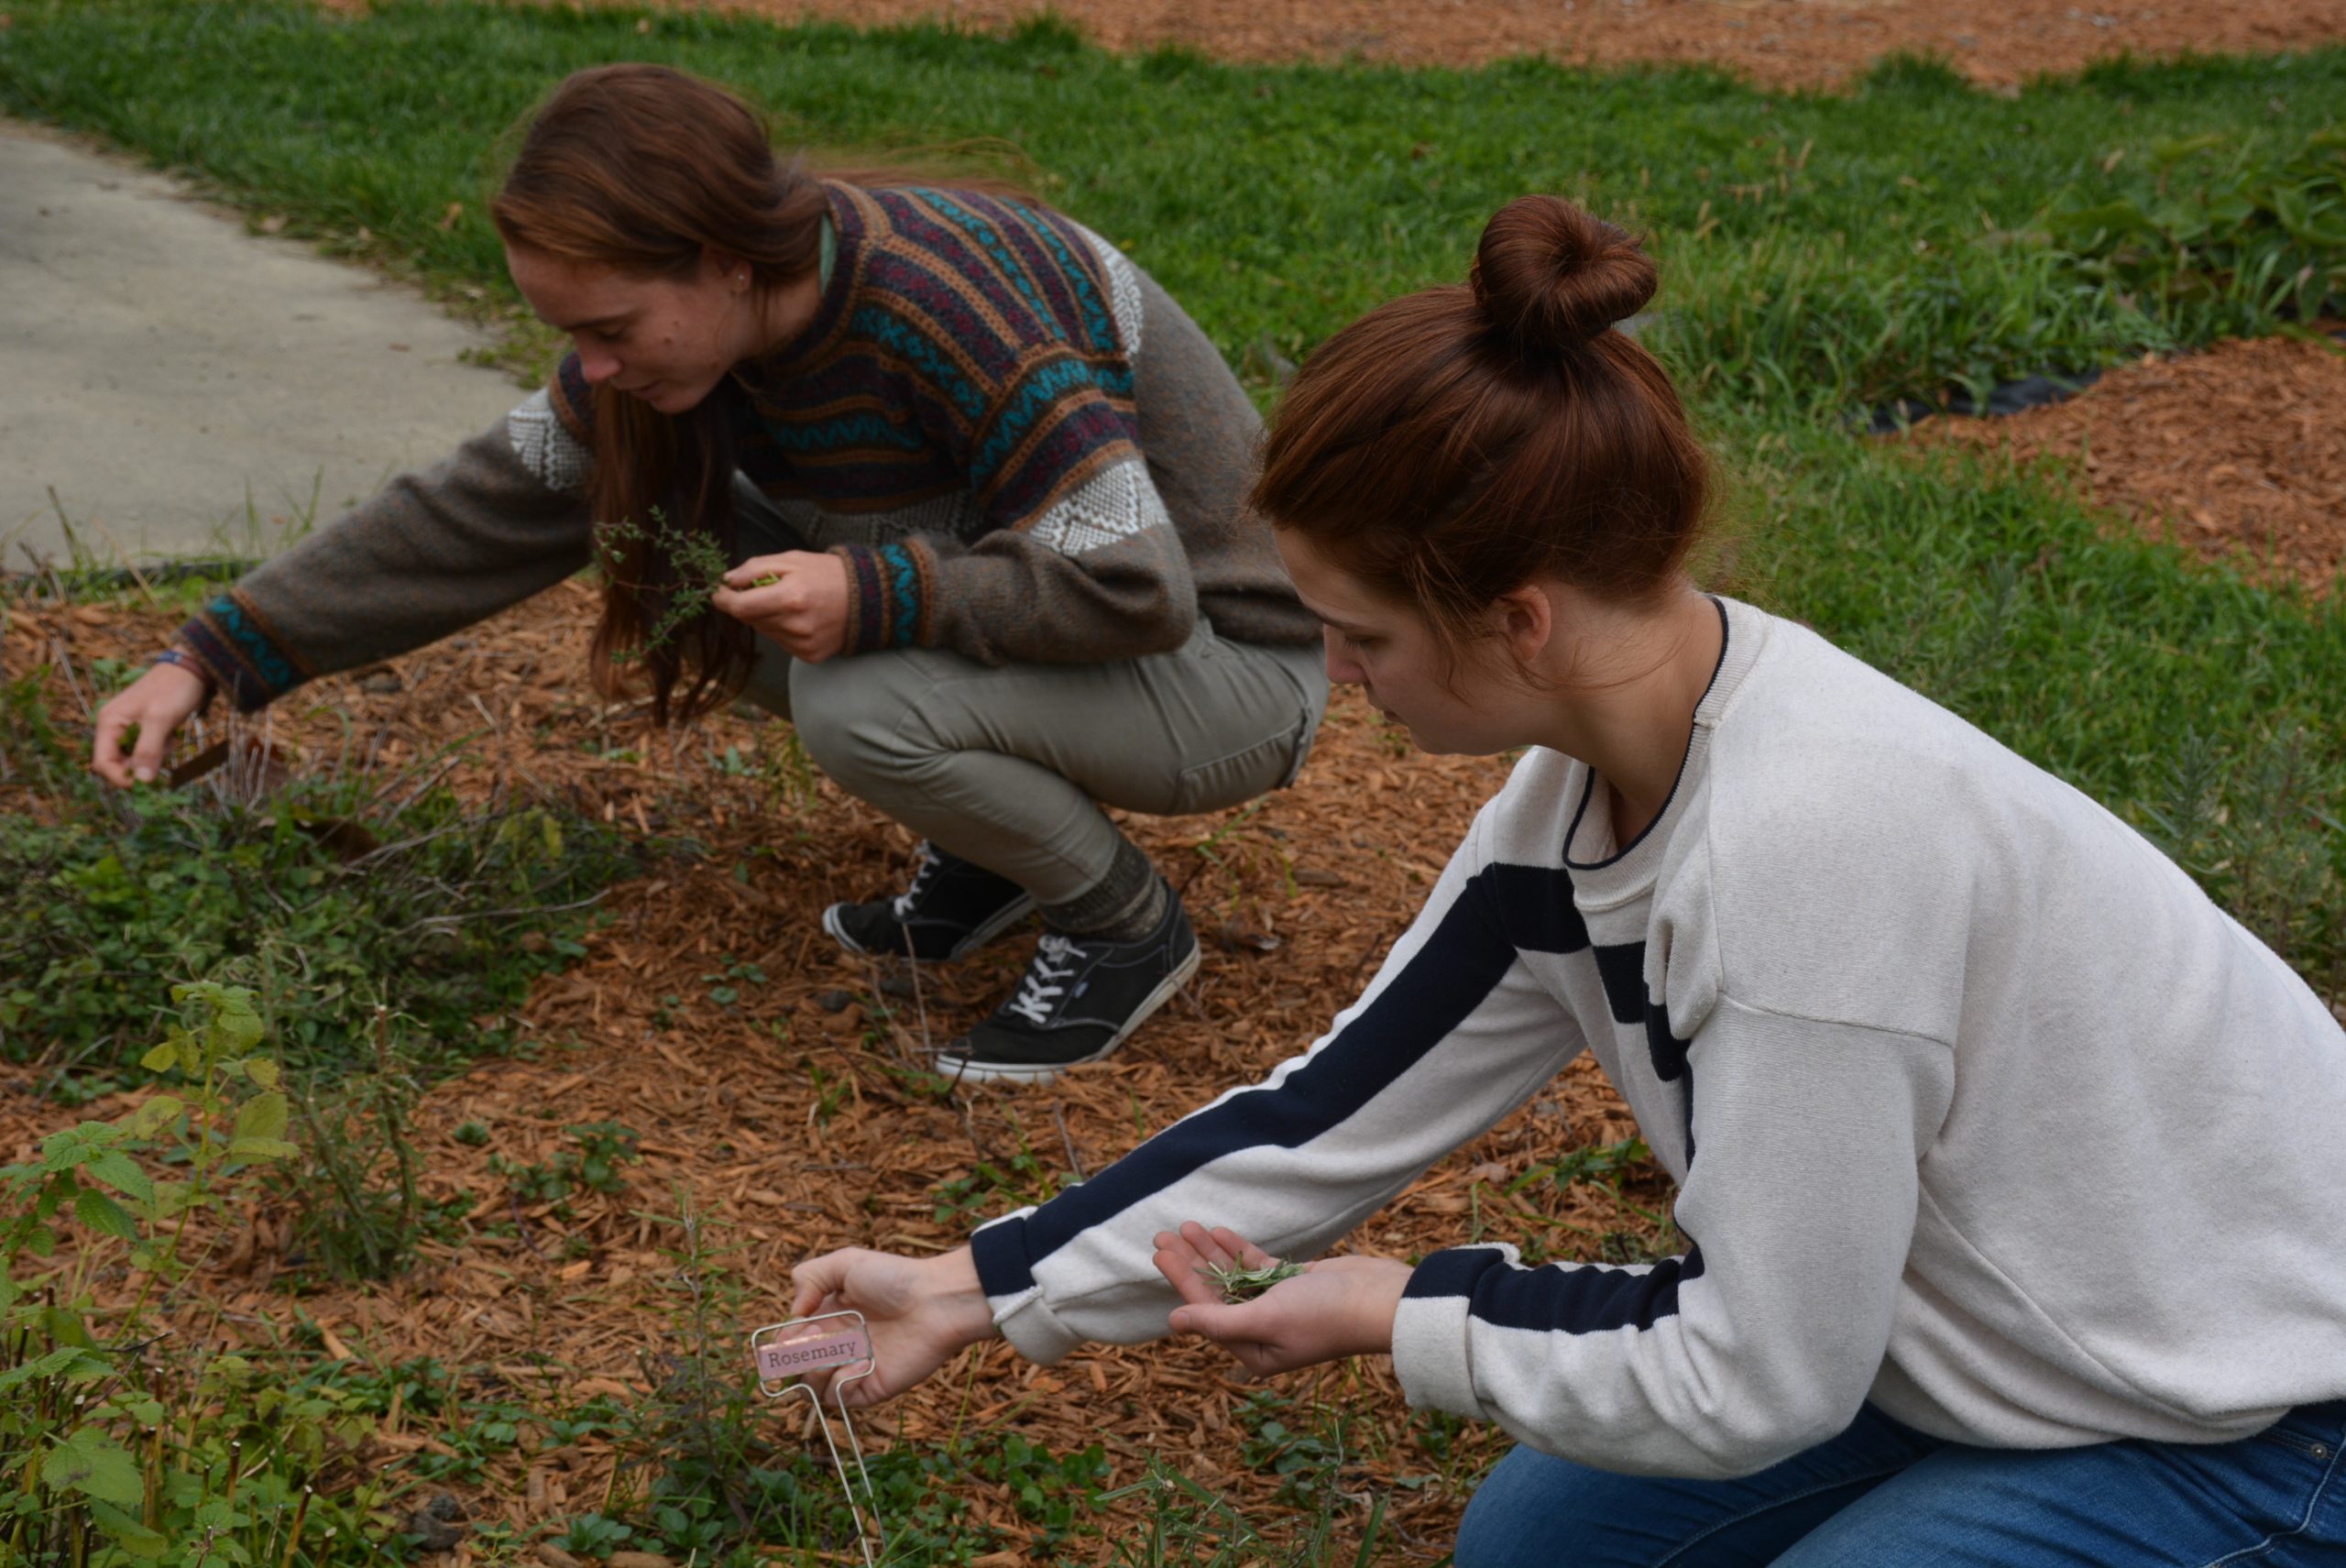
[280,1003,437,1280]
[565,1122,642,1197]
[929,1149,1069,1227]
[1197,1257,1306,1303]
[1507,1135,1656,1197]
[702,956,768,1010]
[1235,1390,1359,1508]
[594,511,784,666]
[554,1510,634,1559]
[0,982,384,1564]
[0,727,630,1099]
[603,1189,801,1557]
[1099,1453,1387,1568]
[2048,125,2346,334]
[488,1121,641,1212]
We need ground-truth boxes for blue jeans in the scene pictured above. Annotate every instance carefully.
[1453,1401,2346,1567]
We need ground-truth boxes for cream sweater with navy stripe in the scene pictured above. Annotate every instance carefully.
[971,595,2346,1476]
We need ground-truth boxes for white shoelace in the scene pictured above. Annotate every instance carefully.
[1005,934,1082,1025]
[890,841,944,920]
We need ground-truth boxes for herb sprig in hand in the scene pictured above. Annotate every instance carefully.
[1197,1256,1308,1304]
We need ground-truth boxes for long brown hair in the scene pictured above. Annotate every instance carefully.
[488,64,828,721]
[1253,196,1711,682]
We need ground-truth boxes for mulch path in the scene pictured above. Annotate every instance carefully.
[609,0,2346,89]
[1911,333,2346,598]
[2,585,1672,1561]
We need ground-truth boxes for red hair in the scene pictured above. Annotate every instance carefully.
[1253,196,1711,674]
[490,65,1036,722]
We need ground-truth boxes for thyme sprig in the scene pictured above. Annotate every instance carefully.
[594,510,781,663]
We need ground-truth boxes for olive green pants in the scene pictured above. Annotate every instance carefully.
[738,620,1326,907]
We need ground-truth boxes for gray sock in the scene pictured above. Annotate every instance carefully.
[1042,836,1168,943]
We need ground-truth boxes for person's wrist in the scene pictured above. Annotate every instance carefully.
[924,1245,999,1347]
[1354,1261,1411,1357]
[150,651,213,696]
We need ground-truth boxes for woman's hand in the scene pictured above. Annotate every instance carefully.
[713,551,850,663]
[90,662,209,788]
[1154,1222,1412,1378]
[788,1245,999,1409]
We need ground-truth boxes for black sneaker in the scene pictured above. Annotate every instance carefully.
[822,842,1036,963]
[934,891,1200,1085]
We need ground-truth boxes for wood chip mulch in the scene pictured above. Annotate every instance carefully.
[8,317,2339,1554]
[1911,332,2346,598]
[601,0,2346,91]
[2,586,1674,1562]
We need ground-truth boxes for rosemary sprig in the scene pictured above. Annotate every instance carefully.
[1197,1257,1307,1304]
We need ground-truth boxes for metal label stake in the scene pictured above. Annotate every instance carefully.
[750,1310,884,1566]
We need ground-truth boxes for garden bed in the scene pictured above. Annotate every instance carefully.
[2,585,1676,1561]
[1913,332,2346,597]
[597,0,2346,88]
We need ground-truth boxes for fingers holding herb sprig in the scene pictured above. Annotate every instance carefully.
[1152,1221,1413,1377]
[712,550,850,663]
[590,513,849,664]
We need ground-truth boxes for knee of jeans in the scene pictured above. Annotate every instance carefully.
[787,657,937,792]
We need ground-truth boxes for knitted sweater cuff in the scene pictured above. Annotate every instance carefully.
[175,590,310,713]
[830,541,936,655]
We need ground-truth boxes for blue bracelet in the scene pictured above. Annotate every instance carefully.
[150,647,219,709]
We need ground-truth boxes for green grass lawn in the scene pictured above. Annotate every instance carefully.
[11,0,2333,987]
[2,5,2343,1559]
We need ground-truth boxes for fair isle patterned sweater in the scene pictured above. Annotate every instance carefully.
[173,183,1314,709]
[971,598,2346,1475]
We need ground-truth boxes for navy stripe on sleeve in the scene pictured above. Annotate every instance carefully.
[1409,1244,1708,1334]
[970,1215,1032,1300]
[1594,942,1647,1024]
[1487,863,1591,953]
[980,863,1536,1295]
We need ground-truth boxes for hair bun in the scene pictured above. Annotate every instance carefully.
[1469,195,1657,354]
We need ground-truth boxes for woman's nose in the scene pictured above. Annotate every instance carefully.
[1322,628,1362,685]
[576,345,622,384]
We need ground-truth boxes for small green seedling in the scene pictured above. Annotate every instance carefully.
[1199,1258,1307,1304]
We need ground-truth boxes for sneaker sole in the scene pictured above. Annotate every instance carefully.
[820,893,1038,963]
[932,937,1201,1086]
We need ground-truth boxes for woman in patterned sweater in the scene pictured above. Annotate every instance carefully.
[91,64,1326,1080]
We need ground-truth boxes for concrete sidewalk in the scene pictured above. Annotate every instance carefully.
[2,117,526,567]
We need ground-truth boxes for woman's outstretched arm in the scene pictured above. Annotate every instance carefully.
[163,395,594,713]
[93,397,593,782]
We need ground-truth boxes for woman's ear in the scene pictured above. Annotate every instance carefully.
[703,247,751,290]
[1494,582,1554,669]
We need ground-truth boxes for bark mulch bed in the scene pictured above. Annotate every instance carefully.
[608,0,2346,90]
[1912,333,2346,598]
[2,585,1672,1562]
